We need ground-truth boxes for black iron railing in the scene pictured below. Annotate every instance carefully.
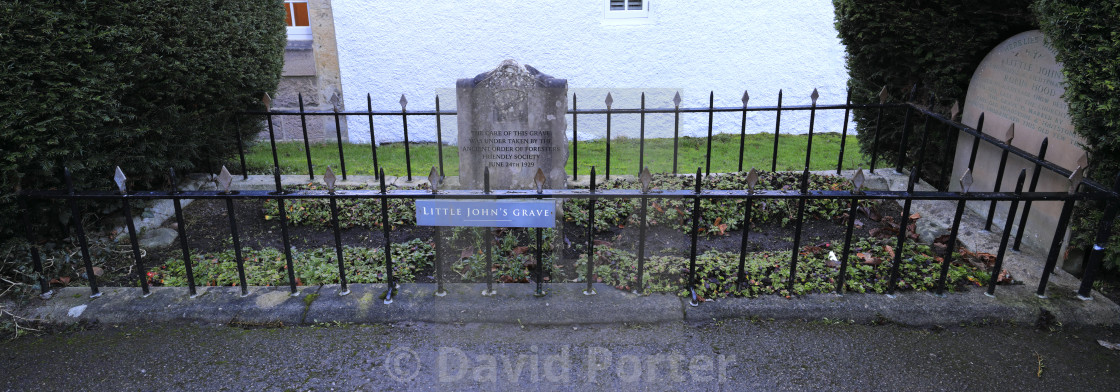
[16,91,1120,304]
[234,90,894,182]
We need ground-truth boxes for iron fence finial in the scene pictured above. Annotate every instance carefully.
[399,94,407,111]
[605,92,613,110]
[810,88,819,105]
[324,166,337,193]
[113,166,127,194]
[330,92,342,112]
[1069,166,1084,194]
[534,168,546,194]
[878,86,889,104]
[218,166,233,194]
[747,168,759,194]
[852,168,865,193]
[950,101,960,120]
[261,92,272,111]
[639,167,652,193]
[428,166,441,194]
[742,90,750,107]
[960,169,974,193]
[673,91,681,108]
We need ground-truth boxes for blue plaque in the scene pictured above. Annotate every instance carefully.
[416,199,556,228]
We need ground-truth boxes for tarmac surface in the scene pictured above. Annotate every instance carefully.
[3,318,1120,391]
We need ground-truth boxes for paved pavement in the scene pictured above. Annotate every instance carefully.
[3,318,1120,391]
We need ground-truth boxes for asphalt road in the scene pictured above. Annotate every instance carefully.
[3,319,1120,391]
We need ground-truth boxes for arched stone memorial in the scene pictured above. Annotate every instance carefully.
[951,30,1086,255]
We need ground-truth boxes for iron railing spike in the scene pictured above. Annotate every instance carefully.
[218,166,233,194]
[639,167,652,193]
[534,168,546,194]
[852,168,865,193]
[113,166,127,194]
[428,166,441,193]
[324,166,337,192]
[960,169,974,193]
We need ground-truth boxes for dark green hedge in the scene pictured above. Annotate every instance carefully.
[836,0,1120,271]
[1035,0,1120,270]
[833,0,1036,187]
[0,0,285,239]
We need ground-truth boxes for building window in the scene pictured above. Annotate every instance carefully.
[285,0,312,41]
[606,0,648,19]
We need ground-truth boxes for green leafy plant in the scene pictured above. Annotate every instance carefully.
[564,171,867,236]
[261,183,421,229]
[155,239,434,287]
[576,236,987,299]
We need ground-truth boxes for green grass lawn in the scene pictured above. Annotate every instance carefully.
[236,133,866,177]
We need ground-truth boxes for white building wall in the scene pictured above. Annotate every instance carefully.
[333,0,852,145]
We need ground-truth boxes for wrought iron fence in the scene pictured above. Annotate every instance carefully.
[234,89,889,182]
[15,90,1120,305]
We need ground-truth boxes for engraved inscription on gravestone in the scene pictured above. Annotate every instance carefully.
[951,30,1086,253]
[457,60,568,190]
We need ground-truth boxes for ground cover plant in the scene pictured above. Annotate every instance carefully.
[260,183,421,229]
[155,240,433,287]
[574,237,989,300]
[564,171,858,235]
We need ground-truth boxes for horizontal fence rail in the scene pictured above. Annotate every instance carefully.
[18,164,1120,303]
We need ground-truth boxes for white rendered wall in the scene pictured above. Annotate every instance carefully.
[333,0,852,145]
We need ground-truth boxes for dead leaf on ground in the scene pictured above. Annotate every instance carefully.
[909,212,921,220]
[868,207,883,222]
[997,269,1013,284]
[1098,340,1120,351]
[884,245,895,260]
[857,252,881,266]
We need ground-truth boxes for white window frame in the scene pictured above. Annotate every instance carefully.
[604,0,649,19]
[285,0,313,41]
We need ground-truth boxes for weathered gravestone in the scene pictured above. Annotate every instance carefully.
[457,60,568,190]
[951,30,1087,255]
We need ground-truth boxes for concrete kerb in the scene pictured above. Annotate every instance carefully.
[24,282,1119,328]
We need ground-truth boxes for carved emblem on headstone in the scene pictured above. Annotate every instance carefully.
[456,60,569,190]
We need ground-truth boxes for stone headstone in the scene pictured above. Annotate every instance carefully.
[951,30,1085,253]
[457,60,568,190]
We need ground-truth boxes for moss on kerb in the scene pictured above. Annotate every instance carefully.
[303,293,320,308]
